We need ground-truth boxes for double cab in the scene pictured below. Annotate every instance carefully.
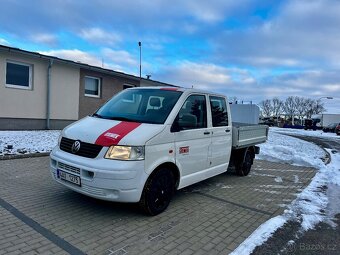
[50,87,268,215]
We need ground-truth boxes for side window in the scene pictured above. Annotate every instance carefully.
[175,95,207,130]
[210,96,229,127]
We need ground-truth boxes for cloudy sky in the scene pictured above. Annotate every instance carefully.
[1,0,339,113]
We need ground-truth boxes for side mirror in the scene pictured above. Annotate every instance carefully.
[171,114,197,132]
[171,120,181,133]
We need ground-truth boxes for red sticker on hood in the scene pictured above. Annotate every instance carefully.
[95,121,141,147]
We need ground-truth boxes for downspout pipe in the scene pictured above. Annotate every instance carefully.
[46,59,53,129]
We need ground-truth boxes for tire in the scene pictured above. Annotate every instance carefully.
[236,149,254,176]
[139,168,175,216]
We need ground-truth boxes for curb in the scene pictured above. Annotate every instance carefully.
[0,152,50,160]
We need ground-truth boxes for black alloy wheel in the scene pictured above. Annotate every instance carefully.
[140,168,175,216]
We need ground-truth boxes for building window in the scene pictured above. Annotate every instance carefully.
[85,76,101,97]
[6,60,32,89]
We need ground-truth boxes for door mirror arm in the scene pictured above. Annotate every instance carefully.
[171,121,181,133]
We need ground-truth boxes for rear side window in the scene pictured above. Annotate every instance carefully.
[210,96,229,127]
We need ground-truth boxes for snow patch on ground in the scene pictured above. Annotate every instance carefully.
[257,131,325,168]
[0,130,60,156]
[232,130,340,255]
[274,176,283,183]
[230,216,287,255]
[271,127,340,139]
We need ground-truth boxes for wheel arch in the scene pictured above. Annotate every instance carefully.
[148,162,181,190]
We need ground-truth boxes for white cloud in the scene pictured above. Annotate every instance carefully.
[156,61,257,92]
[0,38,10,45]
[214,0,340,68]
[39,49,103,67]
[30,33,58,46]
[186,0,250,23]
[79,28,121,45]
[39,48,141,75]
[101,48,140,74]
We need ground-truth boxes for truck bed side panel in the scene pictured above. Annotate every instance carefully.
[232,123,268,148]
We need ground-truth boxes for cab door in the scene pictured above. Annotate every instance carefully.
[208,96,232,172]
[172,94,211,187]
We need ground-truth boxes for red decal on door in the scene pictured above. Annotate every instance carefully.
[179,146,189,154]
[95,122,141,147]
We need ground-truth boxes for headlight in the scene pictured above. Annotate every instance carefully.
[58,134,62,146]
[105,146,145,160]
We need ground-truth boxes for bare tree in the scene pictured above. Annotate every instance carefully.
[259,99,272,117]
[295,97,307,125]
[314,100,326,115]
[284,96,297,125]
[272,97,283,125]
[304,98,315,119]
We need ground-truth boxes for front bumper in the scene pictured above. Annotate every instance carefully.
[49,146,148,202]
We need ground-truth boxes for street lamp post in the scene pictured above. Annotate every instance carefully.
[317,96,333,114]
[138,42,142,80]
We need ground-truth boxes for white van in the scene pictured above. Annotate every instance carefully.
[50,87,267,215]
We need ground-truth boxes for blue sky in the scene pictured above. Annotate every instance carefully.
[1,0,339,113]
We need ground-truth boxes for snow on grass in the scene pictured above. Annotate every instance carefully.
[257,131,326,168]
[232,129,340,255]
[271,127,340,139]
[0,130,60,156]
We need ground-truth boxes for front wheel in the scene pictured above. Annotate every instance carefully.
[139,168,175,216]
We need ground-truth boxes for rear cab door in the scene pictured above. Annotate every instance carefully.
[208,95,232,173]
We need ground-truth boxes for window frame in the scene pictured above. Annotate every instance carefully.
[173,93,208,131]
[84,76,101,98]
[209,95,229,127]
[5,60,33,90]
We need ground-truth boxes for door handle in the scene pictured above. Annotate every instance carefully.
[225,129,230,133]
[203,131,210,135]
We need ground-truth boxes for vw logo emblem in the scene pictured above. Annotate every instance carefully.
[71,141,81,153]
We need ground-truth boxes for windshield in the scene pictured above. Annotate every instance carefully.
[94,89,182,124]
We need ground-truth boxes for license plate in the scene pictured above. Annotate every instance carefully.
[57,169,81,187]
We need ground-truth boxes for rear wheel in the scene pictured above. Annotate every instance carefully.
[139,168,175,216]
[236,149,254,176]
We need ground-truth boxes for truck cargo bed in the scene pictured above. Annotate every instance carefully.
[232,122,268,149]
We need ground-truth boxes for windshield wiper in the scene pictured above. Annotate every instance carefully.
[92,113,104,118]
[107,116,139,122]
[92,114,140,122]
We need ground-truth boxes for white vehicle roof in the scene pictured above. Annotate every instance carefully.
[129,86,227,98]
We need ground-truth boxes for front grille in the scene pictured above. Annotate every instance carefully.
[60,137,102,158]
[58,162,80,175]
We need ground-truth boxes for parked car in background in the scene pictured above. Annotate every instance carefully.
[304,119,316,130]
[336,123,340,135]
[322,123,338,133]
[259,117,275,127]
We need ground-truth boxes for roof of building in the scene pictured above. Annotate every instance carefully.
[0,44,177,87]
